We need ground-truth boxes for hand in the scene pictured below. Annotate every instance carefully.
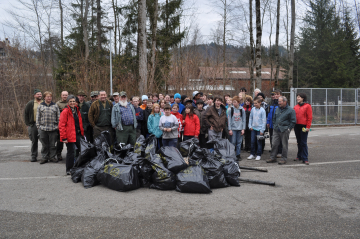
[167,128,172,132]
[306,128,310,132]
[241,130,244,135]
[63,140,68,144]
[250,128,253,131]
[260,132,263,136]
[182,120,185,124]
[267,124,270,128]
[229,130,233,136]
[210,126,213,130]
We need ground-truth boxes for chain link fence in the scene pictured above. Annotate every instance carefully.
[290,88,359,125]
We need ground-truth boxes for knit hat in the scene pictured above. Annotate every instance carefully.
[34,89,41,95]
[257,92,266,99]
[142,95,148,101]
[174,93,181,99]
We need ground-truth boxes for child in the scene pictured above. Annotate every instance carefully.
[194,100,207,148]
[159,104,179,147]
[142,101,153,137]
[243,95,253,152]
[228,96,246,160]
[182,105,200,141]
[140,95,148,110]
[226,97,233,109]
[171,103,183,146]
[147,103,163,148]
[131,96,144,139]
[170,95,175,104]
[159,99,166,114]
[247,98,266,161]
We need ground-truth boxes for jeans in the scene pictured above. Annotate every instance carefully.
[231,130,243,156]
[162,138,178,147]
[270,129,290,160]
[250,130,263,156]
[65,134,81,172]
[183,135,194,141]
[38,129,58,160]
[27,125,39,160]
[294,124,309,161]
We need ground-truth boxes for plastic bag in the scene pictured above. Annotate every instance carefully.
[176,166,212,194]
[134,135,146,156]
[138,157,154,187]
[147,154,176,190]
[70,165,86,183]
[222,160,240,186]
[199,153,229,188]
[179,138,199,157]
[208,138,236,157]
[81,151,107,189]
[94,131,111,149]
[145,135,157,159]
[159,146,188,174]
[97,159,140,192]
[74,138,97,167]
[114,143,134,158]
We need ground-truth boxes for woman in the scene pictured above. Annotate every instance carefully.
[147,103,163,149]
[294,93,313,165]
[243,95,253,152]
[182,105,200,141]
[59,95,84,175]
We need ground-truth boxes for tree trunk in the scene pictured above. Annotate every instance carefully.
[223,0,227,95]
[149,0,158,93]
[59,0,63,46]
[274,0,280,87]
[255,0,262,90]
[83,0,90,92]
[138,0,147,95]
[96,0,102,52]
[112,0,117,55]
[249,0,255,90]
[288,0,295,88]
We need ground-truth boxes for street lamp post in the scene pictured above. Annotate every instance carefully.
[106,26,114,95]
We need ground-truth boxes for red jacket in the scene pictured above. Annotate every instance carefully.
[171,111,183,137]
[183,114,200,137]
[294,103,313,129]
[59,105,84,142]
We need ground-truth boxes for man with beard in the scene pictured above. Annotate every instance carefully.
[56,91,69,161]
[111,91,137,145]
[24,89,43,162]
[88,90,114,144]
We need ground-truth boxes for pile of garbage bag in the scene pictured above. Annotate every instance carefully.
[70,133,241,194]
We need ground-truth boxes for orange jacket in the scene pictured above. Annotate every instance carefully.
[183,114,200,137]
[294,103,313,129]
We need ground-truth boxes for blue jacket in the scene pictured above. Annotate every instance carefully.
[171,102,185,114]
[267,102,279,129]
[111,103,137,131]
[147,113,163,138]
[249,107,266,133]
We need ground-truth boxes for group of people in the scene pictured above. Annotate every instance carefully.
[24,87,313,175]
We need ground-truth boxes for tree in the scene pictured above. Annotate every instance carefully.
[138,0,147,95]
[255,0,262,89]
[288,0,295,88]
[274,0,281,87]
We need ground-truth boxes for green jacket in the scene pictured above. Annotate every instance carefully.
[24,100,35,126]
[79,101,91,131]
[273,105,296,132]
[88,100,113,127]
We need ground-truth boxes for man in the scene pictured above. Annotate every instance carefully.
[112,91,137,145]
[266,96,296,165]
[171,93,185,114]
[267,89,283,156]
[254,88,261,99]
[55,91,69,161]
[88,90,114,144]
[132,96,144,139]
[24,89,43,162]
[192,91,202,107]
[204,96,227,141]
[87,91,99,105]
[112,92,120,105]
[77,90,92,143]
[36,91,61,164]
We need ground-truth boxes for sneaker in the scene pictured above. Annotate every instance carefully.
[247,155,255,160]
[276,154,282,158]
[40,159,48,164]
[49,158,58,163]
[255,156,261,161]
[304,161,309,165]
[294,158,300,161]
[266,159,277,163]
[278,160,287,165]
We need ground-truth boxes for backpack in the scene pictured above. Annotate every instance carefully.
[230,107,242,118]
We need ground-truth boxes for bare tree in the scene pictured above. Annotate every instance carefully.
[59,0,63,46]
[288,0,295,88]
[148,0,159,92]
[96,0,102,52]
[255,0,262,90]
[249,0,255,88]
[274,0,280,87]
[138,0,147,95]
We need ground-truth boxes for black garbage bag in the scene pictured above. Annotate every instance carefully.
[114,143,134,158]
[94,131,111,149]
[188,157,201,166]
[81,151,107,189]
[159,146,188,174]
[207,138,236,157]
[176,166,212,194]
[147,154,176,190]
[134,135,146,156]
[179,138,199,157]
[138,157,154,187]
[199,153,229,188]
[222,160,240,186]
[145,135,157,159]
[189,147,205,161]
[74,138,97,167]
[97,159,140,192]
[70,165,86,183]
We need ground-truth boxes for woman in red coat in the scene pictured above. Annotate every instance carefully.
[59,95,84,174]
[294,93,313,165]
[182,105,200,141]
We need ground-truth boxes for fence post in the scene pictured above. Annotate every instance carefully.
[290,87,295,108]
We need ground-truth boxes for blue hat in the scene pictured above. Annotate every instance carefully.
[174,93,181,99]
[142,95,148,101]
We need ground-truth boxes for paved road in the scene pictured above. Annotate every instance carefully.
[1,126,359,238]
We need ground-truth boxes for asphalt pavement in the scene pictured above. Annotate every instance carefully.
[0,126,359,238]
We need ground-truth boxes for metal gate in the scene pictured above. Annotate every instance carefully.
[290,88,359,125]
